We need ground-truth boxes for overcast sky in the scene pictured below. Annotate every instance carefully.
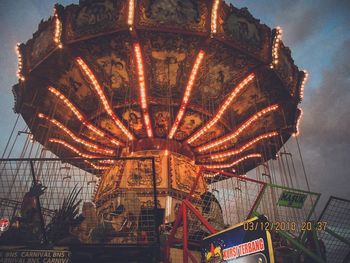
[0,1,349,209]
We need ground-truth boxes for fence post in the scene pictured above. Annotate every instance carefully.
[151,157,160,261]
[29,160,47,244]
[182,205,188,263]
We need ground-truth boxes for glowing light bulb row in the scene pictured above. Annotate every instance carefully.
[48,86,83,120]
[134,43,153,138]
[127,0,135,28]
[187,73,255,144]
[197,104,279,152]
[84,160,110,170]
[203,172,221,178]
[211,0,220,34]
[293,108,303,137]
[49,138,103,159]
[98,159,116,164]
[16,43,25,81]
[270,26,283,69]
[76,57,134,141]
[38,113,115,155]
[204,153,262,169]
[48,86,123,147]
[209,131,278,160]
[53,7,63,48]
[299,70,308,100]
[168,50,205,139]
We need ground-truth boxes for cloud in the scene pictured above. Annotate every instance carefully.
[278,6,324,45]
[299,39,350,200]
[234,0,350,46]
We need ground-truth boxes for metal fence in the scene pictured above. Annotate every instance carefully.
[0,158,160,249]
[165,168,267,263]
[252,183,320,238]
[317,196,350,263]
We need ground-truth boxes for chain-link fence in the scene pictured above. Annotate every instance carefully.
[0,158,160,248]
[317,196,350,263]
[252,183,320,238]
[165,168,267,262]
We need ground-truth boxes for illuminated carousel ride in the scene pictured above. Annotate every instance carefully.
[6,0,310,262]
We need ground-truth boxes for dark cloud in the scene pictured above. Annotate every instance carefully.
[282,0,350,45]
[234,0,350,45]
[278,6,324,44]
[299,39,350,200]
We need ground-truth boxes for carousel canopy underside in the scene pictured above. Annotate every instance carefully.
[13,0,305,175]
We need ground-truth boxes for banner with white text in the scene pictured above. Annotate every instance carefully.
[202,216,274,263]
[0,249,70,263]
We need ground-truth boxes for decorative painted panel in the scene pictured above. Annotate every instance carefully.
[26,19,55,70]
[170,153,206,195]
[275,44,300,97]
[139,32,203,100]
[217,3,271,62]
[174,110,204,141]
[137,0,209,32]
[64,0,127,41]
[119,151,168,188]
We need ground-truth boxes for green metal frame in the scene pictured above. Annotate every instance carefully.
[318,196,350,247]
[251,183,321,223]
[324,227,350,247]
[251,183,324,263]
[252,211,326,263]
[277,228,326,263]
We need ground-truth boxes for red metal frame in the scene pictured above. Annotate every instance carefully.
[184,200,217,234]
[188,251,198,263]
[165,168,266,262]
[165,201,217,263]
[166,203,184,261]
[203,167,266,185]
[183,205,188,263]
[165,167,217,262]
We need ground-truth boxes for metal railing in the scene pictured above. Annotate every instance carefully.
[0,157,160,257]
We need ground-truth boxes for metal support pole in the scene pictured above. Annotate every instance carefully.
[29,160,47,244]
[10,203,18,223]
[151,157,160,261]
[299,194,321,240]
[167,203,184,245]
[311,222,322,258]
[166,200,217,262]
[188,251,198,263]
[165,202,184,263]
[183,205,188,263]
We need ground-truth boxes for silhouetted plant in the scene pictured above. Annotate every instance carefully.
[45,185,83,243]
